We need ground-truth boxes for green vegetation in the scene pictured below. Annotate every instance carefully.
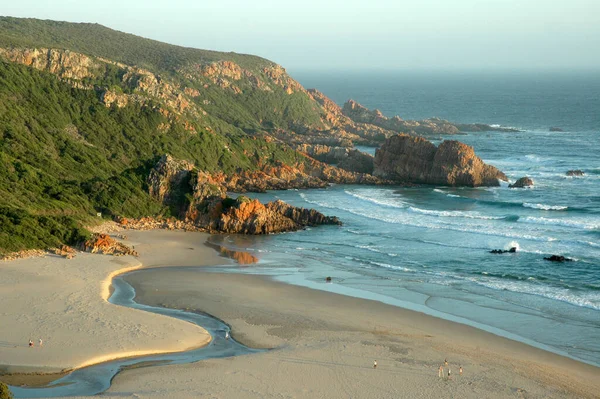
[0,17,271,74]
[0,17,327,254]
[0,381,13,399]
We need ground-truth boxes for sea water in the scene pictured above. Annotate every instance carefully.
[214,71,600,366]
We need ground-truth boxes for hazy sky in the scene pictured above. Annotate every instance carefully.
[3,0,600,71]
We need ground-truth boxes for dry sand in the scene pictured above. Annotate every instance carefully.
[1,229,598,398]
[0,230,221,376]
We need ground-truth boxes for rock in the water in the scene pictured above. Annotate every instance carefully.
[566,170,585,176]
[490,247,517,254]
[509,176,534,188]
[549,127,564,132]
[544,255,573,262]
[373,135,507,186]
[266,200,341,227]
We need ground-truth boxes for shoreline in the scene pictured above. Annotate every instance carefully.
[120,267,600,398]
[1,229,598,398]
[0,230,225,387]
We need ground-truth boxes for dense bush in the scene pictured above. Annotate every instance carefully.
[0,380,14,399]
[0,17,327,253]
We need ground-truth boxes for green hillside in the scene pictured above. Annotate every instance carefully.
[0,17,270,73]
[0,17,328,254]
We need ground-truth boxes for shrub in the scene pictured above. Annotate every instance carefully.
[0,381,13,399]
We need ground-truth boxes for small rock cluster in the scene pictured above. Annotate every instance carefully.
[82,234,138,257]
[0,249,47,261]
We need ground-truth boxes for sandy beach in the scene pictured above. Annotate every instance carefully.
[0,230,220,378]
[1,229,598,398]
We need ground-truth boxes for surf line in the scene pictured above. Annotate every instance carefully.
[10,270,262,398]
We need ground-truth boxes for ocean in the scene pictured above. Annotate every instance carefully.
[212,70,600,366]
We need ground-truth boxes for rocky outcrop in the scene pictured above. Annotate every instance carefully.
[1,249,47,261]
[509,177,534,188]
[490,247,517,254]
[373,135,507,186]
[208,159,380,193]
[82,234,138,256]
[294,144,374,174]
[147,154,195,206]
[267,200,341,226]
[566,170,585,176]
[0,48,98,81]
[342,99,518,136]
[145,155,343,235]
[544,255,573,262]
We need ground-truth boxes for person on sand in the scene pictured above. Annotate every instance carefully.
[225,331,230,340]
[444,358,448,367]
[28,339,33,347]
[459,366,463,375]
[39,338,43,347]
[438,365,443,378]
[373,360,377,369]
[448,368,452,379]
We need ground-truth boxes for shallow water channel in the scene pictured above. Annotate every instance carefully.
[11,270,261,398]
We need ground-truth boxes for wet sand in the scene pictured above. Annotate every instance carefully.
[2,229,598,398]
[108,268,600,398]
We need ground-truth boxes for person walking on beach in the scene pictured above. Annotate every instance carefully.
[448,368,452,379]
[38,338,43,347]
[373,360,377,369]
[28,339,33,348]
[459,366,463,375]
[444,358,448,367]
[225,331,230,340]
[438,365,443,378]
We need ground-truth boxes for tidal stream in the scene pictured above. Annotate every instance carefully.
[11,270,261,398]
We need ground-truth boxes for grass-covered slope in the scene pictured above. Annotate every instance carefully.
[0,48,306,253]
[0,17,359,253]
[0,16,326,133]
[0,17,269,73]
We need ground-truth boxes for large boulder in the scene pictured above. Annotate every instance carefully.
[509,176,534,188]
[373,135,507,186]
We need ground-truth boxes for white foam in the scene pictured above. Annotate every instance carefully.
[507,241,520,251]
[408,206,505,220]
[521,216,599,230]
[523,203,568,211]
[368,261,415,273]
[465,277,600,310]
[309,198,558,243]
[433,188,463,198]
[344,189,407,209]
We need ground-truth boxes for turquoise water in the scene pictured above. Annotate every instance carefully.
[215,71,600,366]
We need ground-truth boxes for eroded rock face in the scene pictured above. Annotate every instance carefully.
[294,144,374,174]
[266,200,341,227]
[146,155,343,234]
[147,154,194,206]
[373,135,507,186]
[509,176,534,188]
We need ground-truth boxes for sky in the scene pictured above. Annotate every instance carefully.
[2,0,600,71]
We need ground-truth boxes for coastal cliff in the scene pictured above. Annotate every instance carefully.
[373,135,507,186]
[148,155,341,234]
[0,17,507,253]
